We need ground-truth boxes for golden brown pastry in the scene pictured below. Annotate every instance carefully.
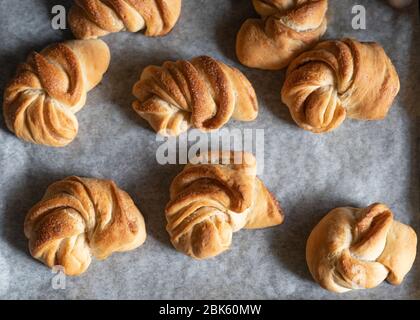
[306,203,417,293]
[3,40,110,147]
[132,56,258,136]
[24,176,146,276]
[236,0,328,70]
[281,38,400,133]
[69,0,182,39]
[166,151,284,259]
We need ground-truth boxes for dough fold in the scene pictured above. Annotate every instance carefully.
[3,40,110,147]
[306,203,417,292]
[236,0,328,70]
[281,38,400,133]
[132,56,258,136]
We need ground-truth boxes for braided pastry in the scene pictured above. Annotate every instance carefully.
[132,56,258,136]
[306,203,417,293]
[69,0,182,39]
[388,0,413,8]
[236,0,328,70]
[281,38,400,133]
[3,40,110,147]
[166,151,284,259]
[24,176,146,276]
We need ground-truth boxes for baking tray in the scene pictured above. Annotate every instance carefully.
[0,0,419,299]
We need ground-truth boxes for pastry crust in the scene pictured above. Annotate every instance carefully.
[236,0,328,70]
[3,40,110,147]
[132,56,258,136]
[306,203,417,293]
[166,151,284,259]
[24,176,147,276]
[281,38,400,133]
[68,0,182,39]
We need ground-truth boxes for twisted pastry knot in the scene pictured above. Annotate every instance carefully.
[132,56,258,136]
[69,0,182,39]
[281,38,400,133]
[24,176,146,276]
[3,40,110,147]
[165,152,284,259]
[306,203,417,293]
[236,0,328,70]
